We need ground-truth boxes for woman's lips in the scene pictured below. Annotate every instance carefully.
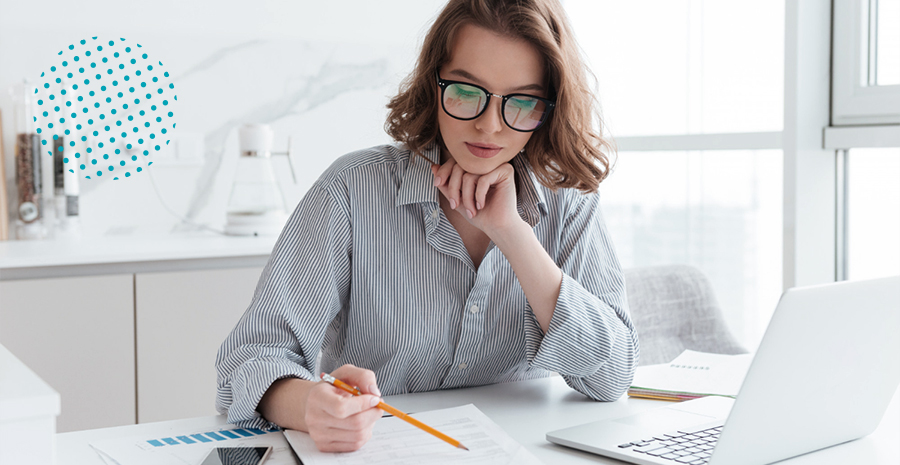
[466,142,502,159]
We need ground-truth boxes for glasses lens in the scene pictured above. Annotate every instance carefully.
[443,83,487,119]
[504,96,548,131]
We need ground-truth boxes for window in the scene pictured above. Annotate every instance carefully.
[832,0,900,125]
[846,148,900,280]
[873,0,900,85]
[566,0,784,137]
[566,1,786,349]
[599,150,783,347]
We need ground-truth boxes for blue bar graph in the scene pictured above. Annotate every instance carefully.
[205,432,227,441]
[190,434,212,443]
[145,427,277,448]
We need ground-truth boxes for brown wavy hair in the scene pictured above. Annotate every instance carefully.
[385,0,614,193]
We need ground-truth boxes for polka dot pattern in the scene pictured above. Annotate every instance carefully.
[33,37,177,181]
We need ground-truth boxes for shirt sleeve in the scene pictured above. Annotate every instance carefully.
[524,189,640,401]
[215,176,352,429]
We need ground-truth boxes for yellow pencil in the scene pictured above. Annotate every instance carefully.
[320,372,469,451]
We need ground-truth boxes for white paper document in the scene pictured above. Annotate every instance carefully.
[630,350,754,398]
[89,424,300,465]
[284,404,542,465]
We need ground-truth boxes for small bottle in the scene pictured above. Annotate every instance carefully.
[59,139,82,240]
[9,81,43,240]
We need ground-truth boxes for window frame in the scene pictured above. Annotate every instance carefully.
[832,0,900,126]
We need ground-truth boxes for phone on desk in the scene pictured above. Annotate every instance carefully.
[199,446,273,465]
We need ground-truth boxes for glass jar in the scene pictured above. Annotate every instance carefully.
[9,81,44,239]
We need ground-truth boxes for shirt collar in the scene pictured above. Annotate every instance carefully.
[396,144,547,228]
[511,153,547,228]
[396,143,441,207]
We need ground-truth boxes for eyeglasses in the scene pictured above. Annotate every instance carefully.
[437,74,555,132]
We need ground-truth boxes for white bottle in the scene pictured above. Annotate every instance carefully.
[58,140,82,241]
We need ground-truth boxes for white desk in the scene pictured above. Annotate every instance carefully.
[58,375,900,464]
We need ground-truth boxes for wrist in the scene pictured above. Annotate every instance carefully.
[258,377,316,431]
[487,217,531,250]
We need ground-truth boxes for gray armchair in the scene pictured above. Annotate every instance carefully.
[624,265,747,366]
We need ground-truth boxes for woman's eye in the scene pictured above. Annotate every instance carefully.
[509,97,538,111]
[451,85,483,100]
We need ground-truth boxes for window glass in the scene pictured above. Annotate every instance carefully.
[875,0,900,85]
[847,148,900,279]
[566,0,785,136]
[599,150,783,349]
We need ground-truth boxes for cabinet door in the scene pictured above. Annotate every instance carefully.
[0,274,136,432]
[135,266,264,423]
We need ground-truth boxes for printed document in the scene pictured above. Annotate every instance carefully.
[629,350,754,401]
[284,404,542,465]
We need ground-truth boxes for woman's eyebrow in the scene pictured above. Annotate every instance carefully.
[445,68,544,93]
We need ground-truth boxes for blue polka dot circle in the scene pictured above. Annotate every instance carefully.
[32,37,177,181]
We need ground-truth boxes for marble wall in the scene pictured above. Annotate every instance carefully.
[0,0,447,238]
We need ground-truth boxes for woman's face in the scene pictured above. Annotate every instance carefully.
[437,24,547,174]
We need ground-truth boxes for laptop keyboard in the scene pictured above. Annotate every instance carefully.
[617,425,723,464]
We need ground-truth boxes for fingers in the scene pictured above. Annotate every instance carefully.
[445,163,465,210]
[461,173,478,219]
[432,157,456,188]
[332,364,381,396]
[474,172,494,211]
[433,159,513,220]
[312,429,373,453]
[319,388,381,419]
[310,411,379,452]
[306,376,383,453]
[328,405,384,432]
[313,436,371,453]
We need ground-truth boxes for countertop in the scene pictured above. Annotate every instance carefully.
[0,231,278,280]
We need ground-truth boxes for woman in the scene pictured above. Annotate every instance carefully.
[216,0,639,453]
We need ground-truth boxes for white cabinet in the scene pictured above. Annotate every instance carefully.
[135,266,264,423]
[0,274,135,433]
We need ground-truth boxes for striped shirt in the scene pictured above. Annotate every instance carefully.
[215,143,639,429]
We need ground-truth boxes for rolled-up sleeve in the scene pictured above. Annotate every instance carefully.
[525,190,639,401]
[215,176,352,429]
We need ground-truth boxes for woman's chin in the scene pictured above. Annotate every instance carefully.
[449,150,507,175]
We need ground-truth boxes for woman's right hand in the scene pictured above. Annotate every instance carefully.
[303,364,383,452]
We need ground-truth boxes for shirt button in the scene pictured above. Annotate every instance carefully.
[458,362,468,370]
[470,305,479,314]
[431,209,439,220]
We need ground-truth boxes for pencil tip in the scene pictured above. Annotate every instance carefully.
[459,444,469,451]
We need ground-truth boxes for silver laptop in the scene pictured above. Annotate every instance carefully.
[547,276,900,465]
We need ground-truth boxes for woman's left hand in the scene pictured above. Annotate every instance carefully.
[432,156,522,237]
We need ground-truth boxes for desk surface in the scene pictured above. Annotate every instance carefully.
[58,375,900,464]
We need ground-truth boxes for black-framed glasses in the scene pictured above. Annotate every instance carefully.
[437,74,555,132]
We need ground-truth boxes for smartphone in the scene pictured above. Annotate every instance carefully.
[199,446,273,465]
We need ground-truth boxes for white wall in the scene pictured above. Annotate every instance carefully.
[0,0,447,238]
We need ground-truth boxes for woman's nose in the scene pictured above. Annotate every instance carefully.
[475,96,504,134]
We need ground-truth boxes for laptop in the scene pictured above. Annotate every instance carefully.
[547,276,900,465]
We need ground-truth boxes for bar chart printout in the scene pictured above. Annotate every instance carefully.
[89,424,300,465]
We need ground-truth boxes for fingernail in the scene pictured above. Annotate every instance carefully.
[433,177,440,186]
[450,199,457,209]
[369,384,381,397]
[370,396,381,407]
[467,209,474,219]
[476,202,482,210]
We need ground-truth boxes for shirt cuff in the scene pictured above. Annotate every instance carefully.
[224,357,315,429]
[527,273,618,377]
